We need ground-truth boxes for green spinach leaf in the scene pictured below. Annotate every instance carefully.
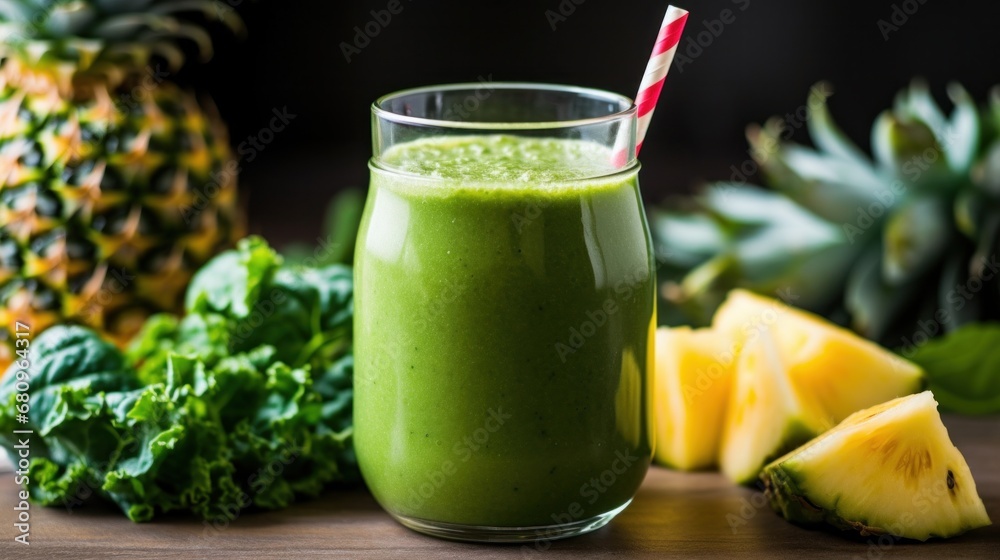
[907,322,1000,414]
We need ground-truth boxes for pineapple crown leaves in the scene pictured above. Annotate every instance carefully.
[0,0,243,88]
[654,80,1000,343]
[653,184,856,325]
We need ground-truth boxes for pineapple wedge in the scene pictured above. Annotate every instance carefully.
[713,290,924,424]
[653,327,735,470]
[761,391,991,540]
[719,329,826,484]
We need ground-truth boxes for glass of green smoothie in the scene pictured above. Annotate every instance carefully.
[354,83,655,543]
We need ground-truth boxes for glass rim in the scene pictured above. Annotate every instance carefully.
[372,82,637,130]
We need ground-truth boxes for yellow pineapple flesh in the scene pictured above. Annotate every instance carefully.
[713,290,924,425]
[762,391,991,540]
[653,326,735,470]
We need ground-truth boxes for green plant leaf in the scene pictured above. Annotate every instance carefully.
[971,212,1000,280]
[846,247,921,340]
[806,82,875,171]
[906,323,1000,414]
[882,195,950,285]
[938,248,982,333]
[699,185,859,313]
[944,83,980,173]
[749,124,884,224]
[953,189,986,240]
[0,236,357,523]
[185,236,281,318]
[283,188,366,267]
[896,79,948,141]
[973,140,1000,197]
[650,210,727,269]
[321,188,365,265]
[871,110,895,174]
[884,116,952,190]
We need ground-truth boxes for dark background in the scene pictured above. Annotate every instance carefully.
[184,0,1000,244]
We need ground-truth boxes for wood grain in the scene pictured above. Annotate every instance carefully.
[1,414,997,559]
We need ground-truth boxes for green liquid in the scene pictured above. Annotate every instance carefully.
[354,135,654,527]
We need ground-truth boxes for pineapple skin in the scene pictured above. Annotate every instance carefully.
[760,392,992,541]
[0,64,242,369]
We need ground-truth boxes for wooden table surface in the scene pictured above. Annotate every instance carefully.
[1,414,997,559]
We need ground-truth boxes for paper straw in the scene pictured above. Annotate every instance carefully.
[614,5,689,165]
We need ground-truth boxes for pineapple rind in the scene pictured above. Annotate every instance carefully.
[761,467,826,526]
[0,65,241,369]
[760,392,992,541]
[728,418,817,486]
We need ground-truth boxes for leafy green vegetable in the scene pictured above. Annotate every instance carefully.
[0,237,357,522]
[185,236,280,319]
[906,323,1000,414]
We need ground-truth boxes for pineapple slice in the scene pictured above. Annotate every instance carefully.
[761,391,991,540]
[653,327,735,470]
[713,290,924,424]
[719,329,826,484]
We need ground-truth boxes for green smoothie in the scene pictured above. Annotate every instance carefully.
[354,135,655,528]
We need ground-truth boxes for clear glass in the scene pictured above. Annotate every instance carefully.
[354,83,655,543]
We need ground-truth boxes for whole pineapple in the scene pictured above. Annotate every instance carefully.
[0,1,243,369]
[654,81,1000,348]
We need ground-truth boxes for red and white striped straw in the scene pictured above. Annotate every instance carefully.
[635,6,688,154]
[615,5,689,165]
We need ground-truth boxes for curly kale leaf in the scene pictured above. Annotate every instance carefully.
[0,237,356,522]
